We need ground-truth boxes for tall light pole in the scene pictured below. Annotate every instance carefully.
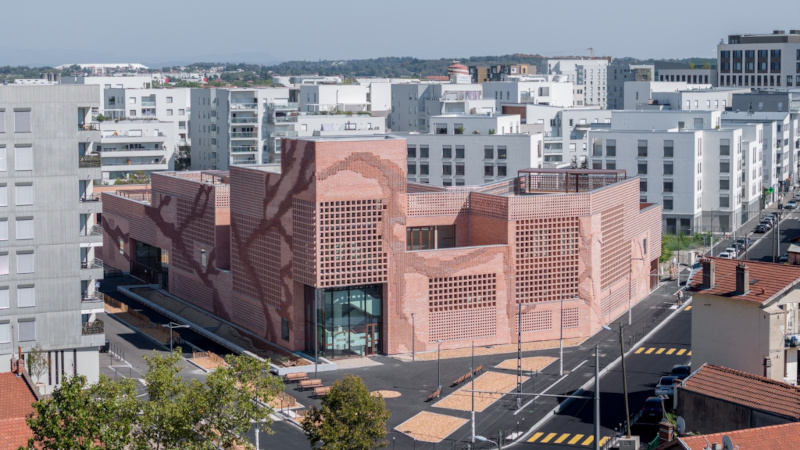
[471,341,476,445]
[437,340,442,391]
[629,256,645,325]
[594,344,600,450]
[160,322,190,353]
[411,313,416,362]
[603,324,632,439]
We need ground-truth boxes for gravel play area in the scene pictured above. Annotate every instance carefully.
[433,371,528,412]
[495,356,557,372]
[394,411,469,443]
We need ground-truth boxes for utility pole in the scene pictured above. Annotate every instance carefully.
[471,341,476,445]
[517,301,523,408]
[594,344,600,450]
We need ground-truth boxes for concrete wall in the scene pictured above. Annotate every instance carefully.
[677,388,793,434]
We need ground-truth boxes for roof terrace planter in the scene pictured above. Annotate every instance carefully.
[81,319,104,336]
[79,154,102,168]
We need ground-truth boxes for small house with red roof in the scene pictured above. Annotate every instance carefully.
[688,258,800,384]
[0,372,37,450]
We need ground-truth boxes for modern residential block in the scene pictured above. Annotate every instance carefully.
[101,136,660,358]
[0,85,105,391]
[547,58,610,107]
[718,30,800,88]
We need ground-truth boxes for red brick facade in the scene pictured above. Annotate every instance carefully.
[102,136,661,356]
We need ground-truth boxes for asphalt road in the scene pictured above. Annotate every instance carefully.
[742,211,800,263]
[521,302,692,449]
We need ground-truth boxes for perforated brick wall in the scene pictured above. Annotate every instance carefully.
[563,307,579,328]
[407,192,470,217]
[515,217,580,304]
[600,205,629,290]
[517,310,553,333]
[428,273,497,312]
[429,307,497,342]
[291,198,316,286]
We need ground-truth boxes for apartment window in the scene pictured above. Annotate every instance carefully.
[442,164,452,176]
[0,220,6,241]
[17,252,34,274]
[640,179,647,192]
[0,322,8,343]
[664,162,673,175]
[497,146,507,159]
[178,109,185,115]
[663,198,673,210]
[0,288,7,309]
[14,146,32,171]
[420,146,429,158]
[166,109,174,116]
[697,179,702,191]
[0,254,7,275]
[719,139,730,156]
[407,163,417,175]
[720,195,730,208]
[637,140,648,157]
[484,165,494,176]
[281,318,290,341]
[407,146,416,158]
[455,146,465,159]
[442,146,452,159]
[17,286,34,308]
[15,184,32,206]
[0,185,6,207]
[0,111,5,133]
[593,161,603,169]
[129,97,136,104]
[14,110,31,133]
[637,163,647,175]
[420,163,429,175]
[606,139,616,156]
[166,96,173,103]
[484,146,493,159]
[663,180,673,193]
[720,161,730,173]
[129,110,136,117]
[15,218,33,240]
[771,49,781,58]
[720,179,730,190]
[18,320,35,342]
[455,180,465,186]
[592,142,602,157]
[455,164,465,176]
[497,165,506,177]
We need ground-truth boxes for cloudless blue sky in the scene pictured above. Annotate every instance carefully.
[3,0,800,66]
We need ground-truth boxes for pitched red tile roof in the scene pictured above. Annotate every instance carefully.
[680,364,800,420]
[0,373,37,449]
[687,257,800,304]
[678,422,800,449]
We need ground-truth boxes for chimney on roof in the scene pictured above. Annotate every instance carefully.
[712,443,723,450]
[735,263,749,295]
[702,259,715,289]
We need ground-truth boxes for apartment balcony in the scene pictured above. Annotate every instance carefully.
[231,159,258,165]
[543,132,563,141]
[231,103,259,111]
[141,101,156,107]
[100,133,167,144]
[79,193,103,215]
[78,154,102,179]
[231,146,258,153]
[230,132,258,139]
[80,258,104,281]
[81,319,104,336]
[785,333,800,348]
[79,224,103,246]
[231,116,259,124]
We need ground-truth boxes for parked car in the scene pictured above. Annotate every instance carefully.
[718,251,735,259]
[670,364,691,380]
[760,221,773,231]
[780,256,789,264]
[755,224,767,233]
[762,216,775,225]
[641,396,664,423]
[655,375,680,396]
[736,237,754,247]
[787,200,797,210]
[724,247,738,258]
[732,242,745,253]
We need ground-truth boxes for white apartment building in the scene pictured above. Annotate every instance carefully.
[547,58,609,107]
[62,75,154,90]
[190,87,290,170]
[623,82,748,111]
[0,85,105,392]
[389,82,495,132]
[482,79,575,109]
[97,120,176,181]
[396,114,542,186]
[298,83,391,116]
[589,110,761,233]
[100,87,191,148]
[505,105,612,166]
[718,30,800,88]
[607,64,654,109]
[658,68,718,86]
[265,110,386,163]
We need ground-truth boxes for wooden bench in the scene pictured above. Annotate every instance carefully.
[313,386,331,397]
[285,372,309,383]
[473,364,483,376]
[426,388,442,402]
[298,379,323,390]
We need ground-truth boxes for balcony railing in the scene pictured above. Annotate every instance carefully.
[79,123,99,131]
[79,154,102,168]
[231,117,259,124]
[82,319,104,336]
[231,160,257,165]
[230,132,258,138]
[231,103,258,110]
[81,224,102,237]
[785,333,800,347]
[81,258,103,270]
[82,294,103,302]
[80,193,101,202]
[231,146,258,153]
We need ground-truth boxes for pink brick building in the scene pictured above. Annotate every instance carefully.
[101,136,661,358]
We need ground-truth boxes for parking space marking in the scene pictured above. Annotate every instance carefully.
[528,432,543,443]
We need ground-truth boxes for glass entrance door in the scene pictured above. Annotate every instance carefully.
[365,323,378,356]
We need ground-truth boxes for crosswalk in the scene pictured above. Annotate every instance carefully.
[528,432,610,446]
[634,347,691,356]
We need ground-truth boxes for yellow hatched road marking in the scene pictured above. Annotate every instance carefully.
[645,348,655,354]
[688,351,692,356]
[666,348,676,355]
[541,432,558,443]
[599,436,610,446]
[685,305,692,311]
[677,349,687,355]
[554,434,570,444]
[568,434,584,445]
[528,432,543,443]
[656,348,666,354]
[635,347,645,354]
[582,435,595,446]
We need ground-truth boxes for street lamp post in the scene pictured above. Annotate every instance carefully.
[411,313,415,362]
[559,294,564,376]
[437,340,442,391]
[160,322,190,353]
[603,323,632,438]
[474,435,499,448]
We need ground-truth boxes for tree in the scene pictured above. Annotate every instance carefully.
[26,345,49,388]
[302,375,390,450]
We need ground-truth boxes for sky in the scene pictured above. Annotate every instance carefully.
[2,0,800,67]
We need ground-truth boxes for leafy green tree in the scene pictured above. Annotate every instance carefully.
[302,375,390,450]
